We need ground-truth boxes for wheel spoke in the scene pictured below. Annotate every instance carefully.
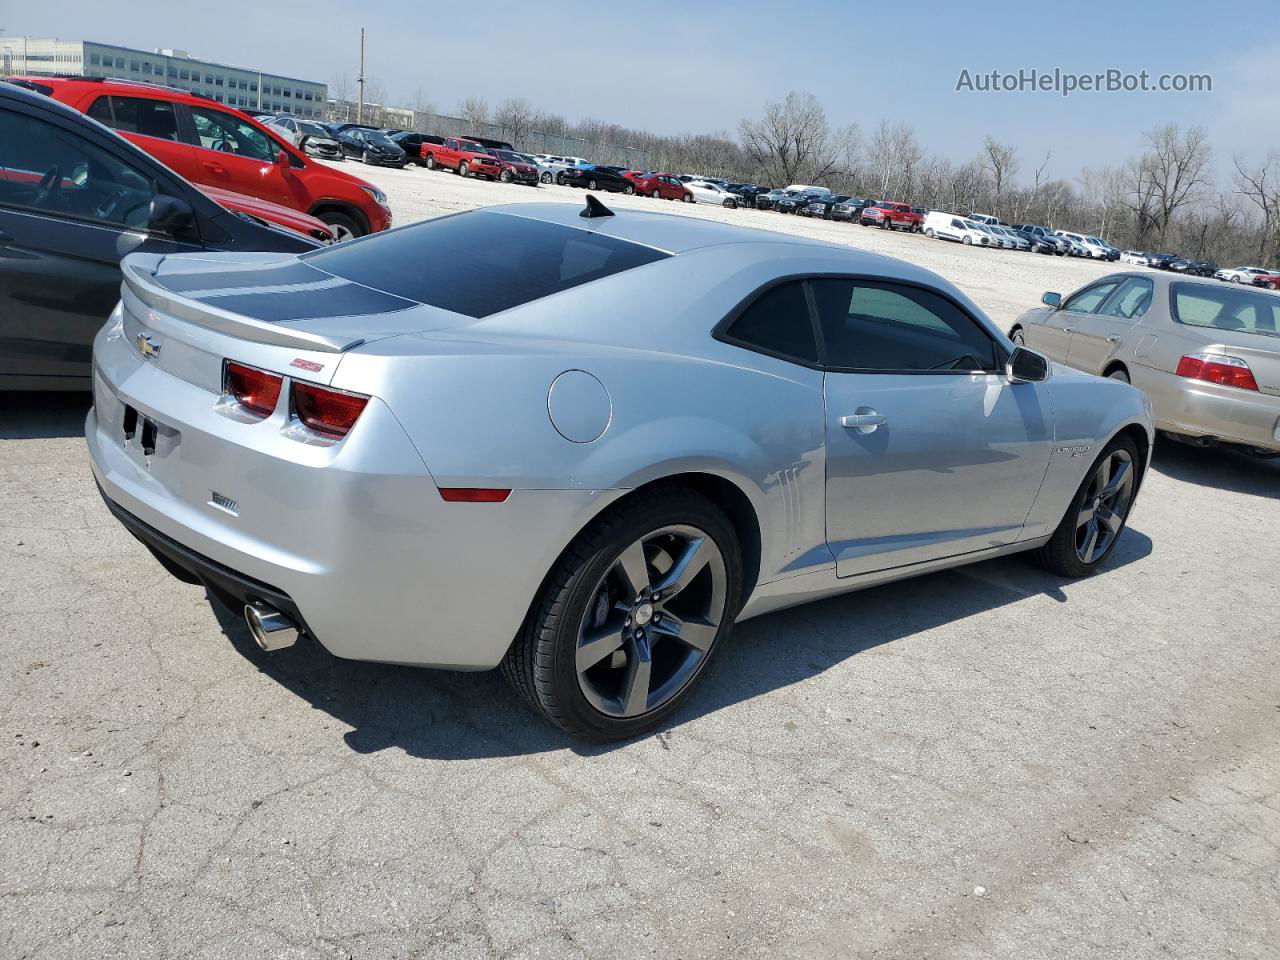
[1099,459,1131,499]
[653,537,716,600]
[621,633,652,716]
[1097,505,1123,534]
[615,541,651,597]
[1080,518,1100,563]
[653,612,717,652]
[576,625,625,674]
[1077,503,1096,528]
[1095,457,1111,492]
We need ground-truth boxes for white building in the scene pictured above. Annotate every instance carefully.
[1,37,326,119]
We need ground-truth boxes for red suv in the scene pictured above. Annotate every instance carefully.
[21,77,391,239]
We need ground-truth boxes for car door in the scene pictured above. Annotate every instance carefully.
[0,102,200,384]
[812,277,1053,576]
[183,104,294,207]
[1034,277,1123,363]
[1065,276,1153,373]
[84,94,199,182]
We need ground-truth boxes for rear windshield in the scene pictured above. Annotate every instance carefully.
[301,211,669,318]
[1170,282,1280,339]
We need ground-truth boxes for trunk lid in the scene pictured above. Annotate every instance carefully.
[120,251,470,394]
[1182,327,1280,396]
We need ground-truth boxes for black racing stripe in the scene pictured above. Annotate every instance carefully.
[199,282,415,321]
[158,262,328,293]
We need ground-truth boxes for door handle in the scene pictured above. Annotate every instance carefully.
[202,161,225,174]
[1062,326,1073,333]
[840,412,887,434]
[1106,335,1120,343]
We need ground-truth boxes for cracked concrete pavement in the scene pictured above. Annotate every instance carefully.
[2,172,1279,958]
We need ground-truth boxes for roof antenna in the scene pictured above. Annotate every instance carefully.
[580,194,614,219]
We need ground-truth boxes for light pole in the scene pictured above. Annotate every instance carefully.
[356,27,365,125]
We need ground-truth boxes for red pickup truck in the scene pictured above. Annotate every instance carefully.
[859,201,923,231]
[421,137,503,179]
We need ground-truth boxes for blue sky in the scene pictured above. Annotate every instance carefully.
[5,0,1275,183]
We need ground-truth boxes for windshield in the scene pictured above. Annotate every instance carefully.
[298,122,329,140]
[494,150,520,161]
[460,142,485,153]
[1170,282,1280,339]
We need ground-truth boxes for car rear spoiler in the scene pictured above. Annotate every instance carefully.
[121,256,362,354]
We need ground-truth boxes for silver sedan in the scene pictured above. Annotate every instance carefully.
[1011,271,1280,456]
[88,200,1152,739]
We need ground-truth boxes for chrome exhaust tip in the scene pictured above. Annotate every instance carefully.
[244,603,299,652]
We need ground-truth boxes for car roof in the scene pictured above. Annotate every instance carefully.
[10,74,219,107]
[479,202,897,259]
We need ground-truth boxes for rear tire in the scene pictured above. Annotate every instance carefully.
[652,189,661,198]
[502,488,742,740]
[925,228,935,238]
[624,184,635,195]
[1035,436,1140,578]
[588,179,599,190]
[425,154,436,170]
[541,171,552,183]
[1107,368,1131,384]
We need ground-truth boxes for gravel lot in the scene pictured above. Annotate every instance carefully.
[2,166,1278,960]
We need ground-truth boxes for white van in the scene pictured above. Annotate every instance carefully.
[783,184,832,198]
[923,211,991,246]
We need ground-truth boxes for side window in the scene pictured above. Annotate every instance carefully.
[1063,280,1121,314]
[810,279,1000,372]
[720,281,818,365]
[92,96,180,142]
[0,107,156,230]
[188,107,274,161]
[1098,278,1153,320]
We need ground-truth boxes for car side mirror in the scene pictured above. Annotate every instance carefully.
[148,194,194,235]
[1041,291,1062,309]
[276,149,290,167]
[1007,346,1051,384]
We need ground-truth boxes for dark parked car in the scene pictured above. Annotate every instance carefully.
[754,188,788,211]
[561,164,637,194]
[800,194,851,219]
[776,190,828,214]
[1170,258,1218,277]
[387,131,444,166]
[334,127,408,167]
[830,197,870,222]
[1146,253,1179,270]
[0,80,320,390]
[1012,224,1068,255]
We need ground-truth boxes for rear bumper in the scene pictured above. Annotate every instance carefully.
[87,327,620,669]
[1137,365,1280,452]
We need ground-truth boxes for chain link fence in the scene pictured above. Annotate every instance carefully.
[326,100,651,171]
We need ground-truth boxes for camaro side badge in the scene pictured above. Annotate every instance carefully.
[136,333,162,361]
[290,358,324,373]
[1057,445,1092,457]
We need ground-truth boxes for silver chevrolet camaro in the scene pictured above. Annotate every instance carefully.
[88,199,1153,739]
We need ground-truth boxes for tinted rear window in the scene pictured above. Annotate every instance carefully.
[301,211,669,318]
[1170,283,1280,338]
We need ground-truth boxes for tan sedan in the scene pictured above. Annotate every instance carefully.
[1011,271,1280,455]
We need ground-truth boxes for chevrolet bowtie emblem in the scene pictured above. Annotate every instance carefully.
[136,333,162,361]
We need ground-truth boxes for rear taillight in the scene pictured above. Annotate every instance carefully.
[225,362,283,417]
[438,488,512,503]
[291,381,369,439]
[1175,352,1259,391]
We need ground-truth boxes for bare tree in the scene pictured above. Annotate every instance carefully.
[1139,125,1211,246]
[494,97,539,148]
[458,96,490,133]
[1233,151,1280,264]
[739,91,853,186]
[981,136,1019,218]
[865,120,921,199]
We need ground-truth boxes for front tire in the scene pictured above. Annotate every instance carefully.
[541,171,552,184]
[588,179,599,190]
[459,162,469,178]
[500,169,513,183]
[1036,436,1140,578]
[502,488,742,740]
[925,228,935,238]
[315,210,362,241]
